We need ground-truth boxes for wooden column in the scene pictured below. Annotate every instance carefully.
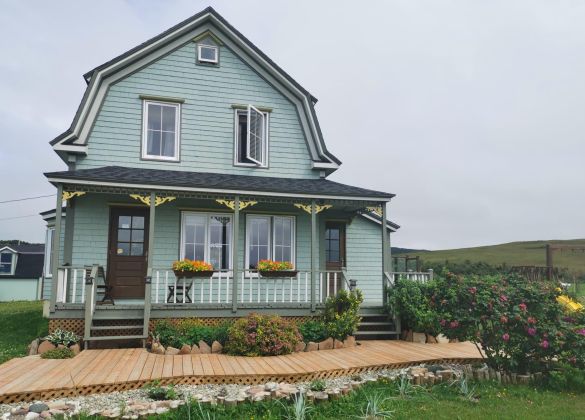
[232,195,240,313]
[143,192,155,337]
[381,201,390,306]
[311,200,317,312]
[49,184,63,312]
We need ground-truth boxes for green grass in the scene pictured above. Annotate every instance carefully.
[408,239,585,276]
[131,380,585,420]
[0,301,48,364]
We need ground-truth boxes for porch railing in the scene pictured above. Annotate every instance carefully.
[56,266,89,304]
[385,269,434,286]
[151,269,348,306]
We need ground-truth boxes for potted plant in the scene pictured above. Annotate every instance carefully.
[257,260,298,278]
[172,259,215,278]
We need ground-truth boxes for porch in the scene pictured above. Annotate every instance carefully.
[44,166,402,343]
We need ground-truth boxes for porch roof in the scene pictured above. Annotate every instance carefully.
[45,166,395,201]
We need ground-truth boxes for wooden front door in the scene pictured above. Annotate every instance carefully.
[107,207,149,299]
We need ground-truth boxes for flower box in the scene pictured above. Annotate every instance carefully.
[259,270,298,278]
[173,270,216,278]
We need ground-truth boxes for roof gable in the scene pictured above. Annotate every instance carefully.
[51,7,340,172]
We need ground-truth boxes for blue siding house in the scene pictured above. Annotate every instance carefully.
[43,7,403,345]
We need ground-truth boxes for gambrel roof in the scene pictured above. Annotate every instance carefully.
[50,6,340,171]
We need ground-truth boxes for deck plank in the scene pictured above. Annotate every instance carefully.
[0,341,483,404]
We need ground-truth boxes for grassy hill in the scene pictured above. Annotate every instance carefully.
[404,239,585,275]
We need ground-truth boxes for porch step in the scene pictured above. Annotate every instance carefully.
[85,335,147,341]
[357,309,398,340]
[90,325,143,331]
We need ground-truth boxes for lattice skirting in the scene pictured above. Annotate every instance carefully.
[49,316,318,337]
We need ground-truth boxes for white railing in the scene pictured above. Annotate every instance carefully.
[56,266,87,304]
[385,270,434,287]
[152,269,347,305]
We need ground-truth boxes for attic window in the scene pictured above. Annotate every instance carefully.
[198,44,218,64]
[234,105,269,167]
[0,252,15,275]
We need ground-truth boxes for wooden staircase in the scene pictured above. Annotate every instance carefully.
[83,265,150,348]
[356,307,399,340]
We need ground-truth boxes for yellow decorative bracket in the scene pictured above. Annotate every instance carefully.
[62,191,86,201]
[294,203,332,214]
[216,199,257,211]
[366,206,383,217]
[129,194,176,207]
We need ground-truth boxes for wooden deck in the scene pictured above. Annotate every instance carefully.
[0,341,482,404]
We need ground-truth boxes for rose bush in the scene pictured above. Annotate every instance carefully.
[224,313,302,356]
[432,273,585,373]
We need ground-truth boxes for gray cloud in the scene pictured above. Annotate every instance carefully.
[0,0,583,249]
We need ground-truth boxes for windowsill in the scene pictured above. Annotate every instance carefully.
[234,162,268,169]
[141,155,180,163]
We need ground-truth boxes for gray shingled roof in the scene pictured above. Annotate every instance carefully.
[45,166,394,200]
[0,245,45,279]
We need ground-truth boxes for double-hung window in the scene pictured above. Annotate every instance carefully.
[0,252,15,275]
[235,105,269,167]
[181,213,233,270]
[142,100,180,161]
[246,215,295,269]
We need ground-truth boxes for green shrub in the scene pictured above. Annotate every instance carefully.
[544,365,585,393]
[152,319,230,348]
[310,379,326,391]
[44,329,79,347]
[225,313,302,356]
[323,289,363,340]
[143,380,179,400]
[40,347,74,359]
[298,319,327,343]
[387,278,439,334]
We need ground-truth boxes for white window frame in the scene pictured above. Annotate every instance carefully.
[141,100,181,162]
[197,44,218,64]
[0,250,16,276]
[233,107,269,168]
[245,215,296,269]
[180,212,233,270]
[44,228,55,277]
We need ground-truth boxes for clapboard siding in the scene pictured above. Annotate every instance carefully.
[346,216,383,305]
[77,40,317,179]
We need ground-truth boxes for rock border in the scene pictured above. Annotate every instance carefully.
[150,336,357,355]
[28,339,81,357]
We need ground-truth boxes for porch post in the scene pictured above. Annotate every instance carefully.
[232,195,240,313]
[381,201,390,307]
[310,200,317,312]
[49,184,63,312]
[143,192,155,337]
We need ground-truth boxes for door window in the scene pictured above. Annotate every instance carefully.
[117,215,145,256]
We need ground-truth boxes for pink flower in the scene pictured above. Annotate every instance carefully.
[527,327,536,336]
[440,319,447,327]
[519,303,527,312]
[502,333,510,342]
[469,287,477,294]
[449,320,459,329]
[499,295,508,302]
[527,317,537,324]
[577,329,585,336]
[540,340,549,349]
[500,315,508,324]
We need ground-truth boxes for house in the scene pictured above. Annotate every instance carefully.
[0,243,44,301]
[43,7,420,346]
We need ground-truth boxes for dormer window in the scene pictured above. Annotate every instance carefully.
[198,44,218,64]
[141,100,180,161]
[234,105,269,167]
[0,251,15,275]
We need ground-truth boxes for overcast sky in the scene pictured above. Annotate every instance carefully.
[0,0,584,249]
